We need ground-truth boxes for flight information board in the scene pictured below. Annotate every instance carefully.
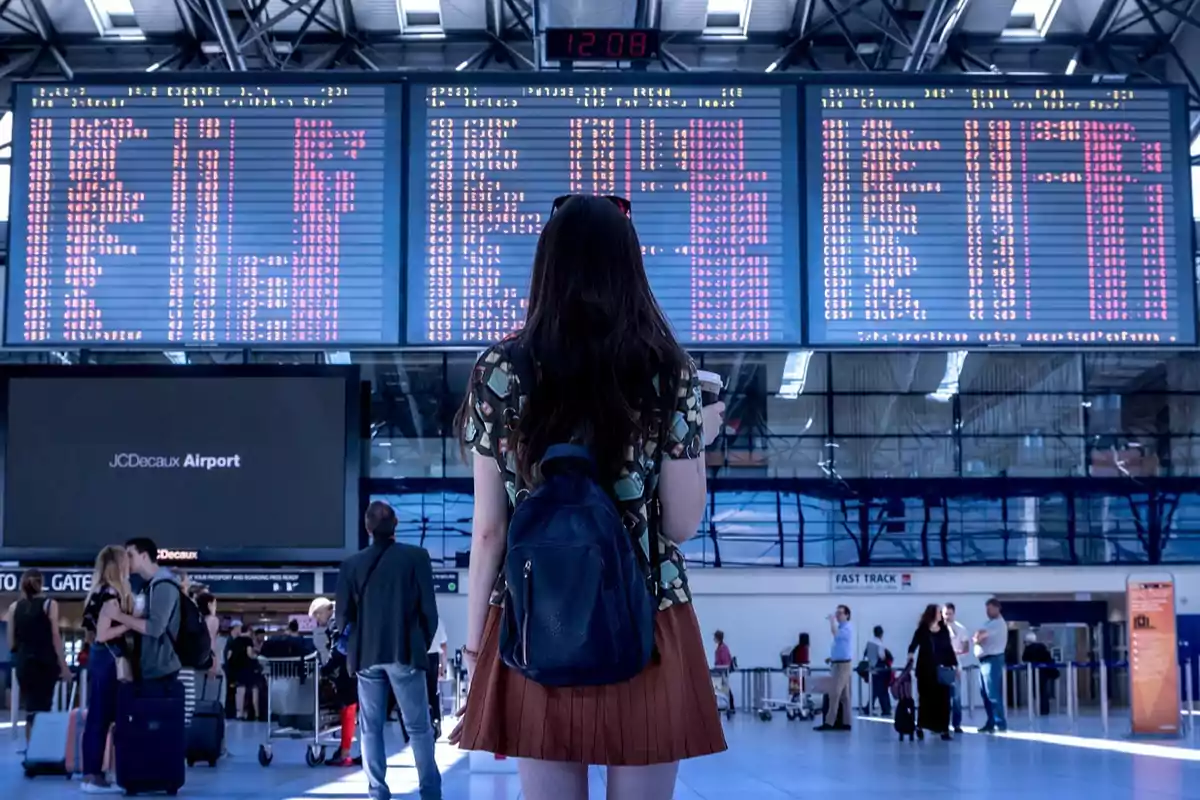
[806,84,1197,346]
[408,82,801,345]
[6,82,402,347]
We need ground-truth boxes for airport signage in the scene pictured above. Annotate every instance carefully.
[830,569,915,593]
[0,568,92,594]
[1127,577,1181,736]
[321,569,460,595]
[189,571,316,596]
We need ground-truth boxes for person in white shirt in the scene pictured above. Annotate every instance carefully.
[425,619,449,736]
[973,598,1008,733]
[942,603,972,734]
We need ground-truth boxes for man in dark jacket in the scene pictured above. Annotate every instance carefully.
[337,501,441,800]
[1021,633,1058,716]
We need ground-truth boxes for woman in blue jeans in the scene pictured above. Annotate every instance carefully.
[79,546,133,794]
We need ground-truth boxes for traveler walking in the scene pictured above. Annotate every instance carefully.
[5,569,71,742]
[906,604,958,740]
[336,500,441,800]
[863,626,891,717]
[815,605,854,731]
[975,598,1009,733]
[943,603,971,733]
[79,546,134,793]
[450,194,727,800]
[223,623,260,720]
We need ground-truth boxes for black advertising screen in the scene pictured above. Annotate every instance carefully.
[408,82,801,346]
[6,82,402,347]
[806,84,1197,346]
[0,369,359,561]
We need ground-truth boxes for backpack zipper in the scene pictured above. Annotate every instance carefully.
[520,560,532,668]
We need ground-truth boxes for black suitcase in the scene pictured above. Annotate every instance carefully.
[115,680,187,796]
[187,700,225,767]
[894,697,920,741]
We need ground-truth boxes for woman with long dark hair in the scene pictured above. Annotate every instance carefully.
[906,603,958,741]
[4,569,71,742]
[450,195,727,799]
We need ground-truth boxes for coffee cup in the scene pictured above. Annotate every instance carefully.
[696,370,724,407]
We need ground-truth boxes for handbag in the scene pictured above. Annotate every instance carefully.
[937,665,957,686]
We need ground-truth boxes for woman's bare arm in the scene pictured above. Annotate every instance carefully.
[465,453,509,665]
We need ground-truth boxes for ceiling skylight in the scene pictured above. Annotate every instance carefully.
[85,0,143,38]
[398,0,443,32]
[1003,0,1064,38]
[704,0,751,37]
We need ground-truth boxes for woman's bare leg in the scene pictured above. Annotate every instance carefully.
[518,759,589,800]
[606,762,680,800]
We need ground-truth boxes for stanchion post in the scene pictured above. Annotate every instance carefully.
[10,669,18,739]
[1003,663,1010,716]
[1184,656,1194,737]
[1026,663,1035,724]
[1067,664,1076,723]
[1099,661,1109,736]
[1191,657,1198,739]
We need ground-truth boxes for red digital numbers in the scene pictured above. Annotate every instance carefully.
[629,31,647,57]
[579,30,595,57]
[555,29,652,59]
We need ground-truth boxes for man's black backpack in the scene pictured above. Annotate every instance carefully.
[151,579,214,671]
[499,444,656,687]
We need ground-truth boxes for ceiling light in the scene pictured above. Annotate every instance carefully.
[704,0,750,37]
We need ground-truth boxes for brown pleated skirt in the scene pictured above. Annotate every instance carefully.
[458,602,728,766]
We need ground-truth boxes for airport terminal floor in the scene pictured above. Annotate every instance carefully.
[4,712,1199,799]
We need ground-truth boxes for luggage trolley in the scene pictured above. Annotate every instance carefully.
[759,665,816,721]
[256,653,344,767]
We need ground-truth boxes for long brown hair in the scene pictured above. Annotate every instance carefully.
[19,569,42,599]
[919,603,942,629]
[457,195,688,485]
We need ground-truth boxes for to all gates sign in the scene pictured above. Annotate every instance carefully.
[830,569,915,593]
[0,569,92,594]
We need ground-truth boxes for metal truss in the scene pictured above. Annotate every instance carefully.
[0,0,1195,109]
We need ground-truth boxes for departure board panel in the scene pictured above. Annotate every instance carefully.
[408,83,801,345]
[6,82,402,347]
[807,84,1197,346]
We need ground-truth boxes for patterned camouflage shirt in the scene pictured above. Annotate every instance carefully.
[462,340,704,610]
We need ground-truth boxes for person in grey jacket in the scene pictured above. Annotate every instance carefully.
[113,537,181,686]
[337,501,440,800]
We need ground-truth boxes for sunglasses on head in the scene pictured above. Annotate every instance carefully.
[551,194,632,218]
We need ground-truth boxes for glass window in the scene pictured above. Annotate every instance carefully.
[831,436,956,479]
[829,352,949,393]
[957,352,1081,393]
[959,393,1084,435]
[960,436,1083,477]
[832,394,954,437]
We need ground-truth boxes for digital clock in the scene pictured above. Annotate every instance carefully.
[544,28,661,61]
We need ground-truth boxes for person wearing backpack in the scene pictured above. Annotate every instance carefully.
[449,194,728,800]
[105,538,197,792]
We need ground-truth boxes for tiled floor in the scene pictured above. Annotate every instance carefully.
[3,713,1199,799]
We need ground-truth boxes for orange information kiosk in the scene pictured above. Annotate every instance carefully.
[1126,577,1181,737]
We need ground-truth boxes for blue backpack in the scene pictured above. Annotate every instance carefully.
[499,444,657,687]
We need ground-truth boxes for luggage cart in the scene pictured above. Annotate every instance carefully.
[759,666,817,721]
[740,668,776,721]
[256,653,345,768]
[710,668,735,720]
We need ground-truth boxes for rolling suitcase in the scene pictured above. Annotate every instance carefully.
[23,681,78,778]
[115,679,187,796]
[894,697,919,741]
[187,674,225,768]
